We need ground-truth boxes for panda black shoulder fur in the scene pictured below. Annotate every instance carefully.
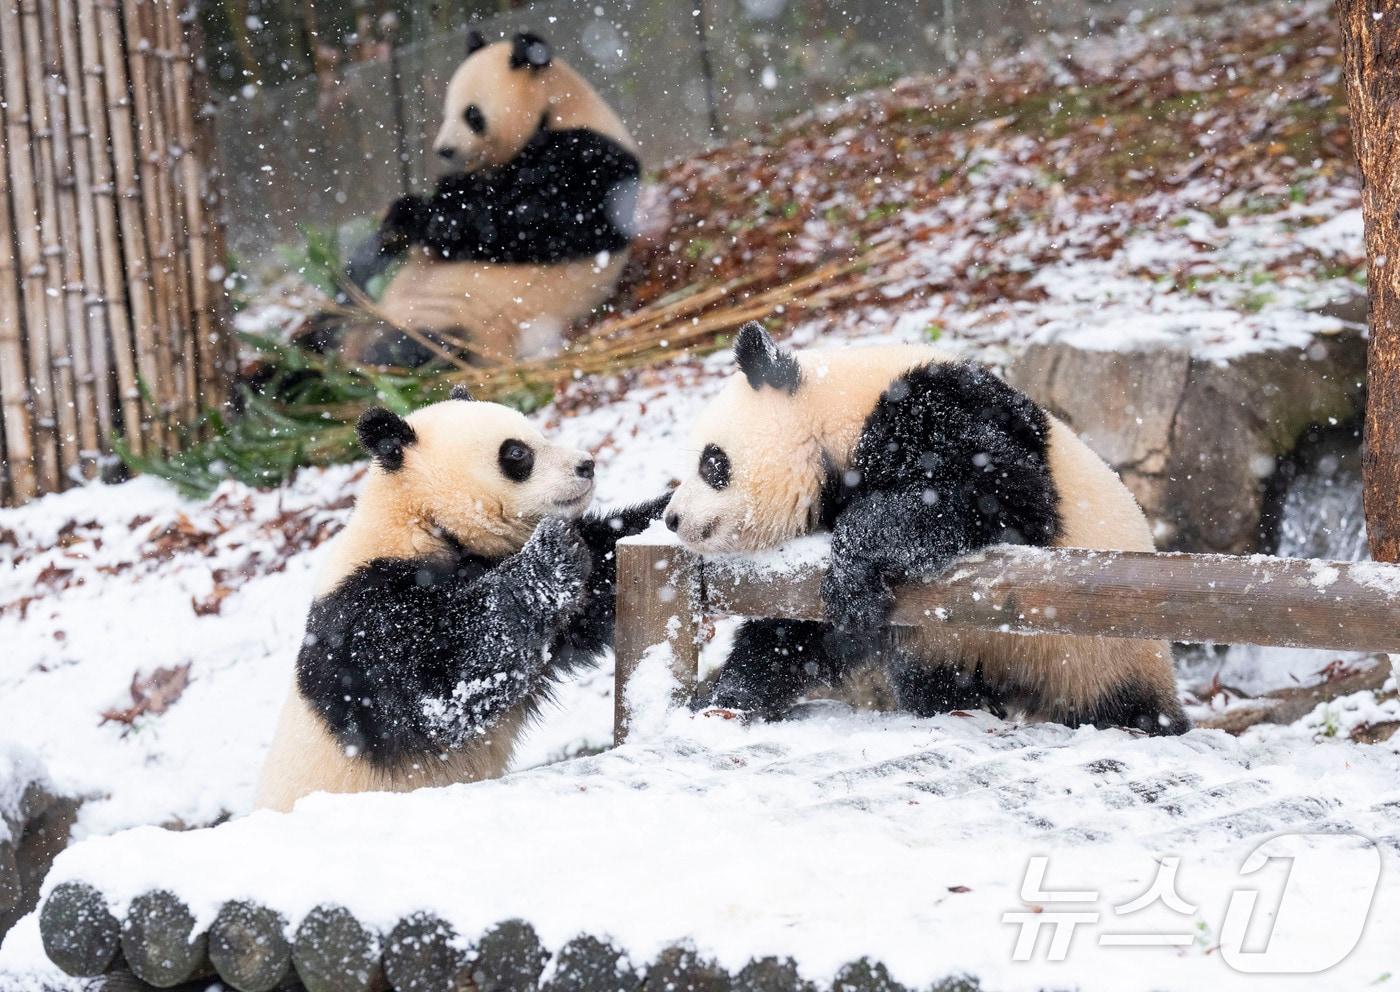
[340,31,640,366]
[256,386,666,811]
[665,323,1189,735]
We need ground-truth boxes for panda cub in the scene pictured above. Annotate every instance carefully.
[665,323,1189,735]
[343,30,640,365]
[256,387,665,811]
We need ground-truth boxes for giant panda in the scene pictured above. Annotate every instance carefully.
[256,387,667,811]
[663,323,1189,735]
[339,30,640,367]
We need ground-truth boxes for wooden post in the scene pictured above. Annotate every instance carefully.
[1336,0,1400,562]
[613,540,702,745]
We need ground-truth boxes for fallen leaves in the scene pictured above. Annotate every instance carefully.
[100,663,193,730]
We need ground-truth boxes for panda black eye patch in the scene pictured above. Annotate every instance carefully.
[498,439,534,482]
[464,104,486,134]
[699,444,731,490]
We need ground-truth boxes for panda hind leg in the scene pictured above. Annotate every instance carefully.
[884,652,1007,719]
[1075,680,1191,737]
[695,619,857,720]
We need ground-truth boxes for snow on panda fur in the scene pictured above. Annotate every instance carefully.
[342,31,640,366]
[256,388,666,811]
[664,323,1189,735]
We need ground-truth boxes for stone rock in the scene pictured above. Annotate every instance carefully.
[0,778,81,943]
[1007,330,1366,553]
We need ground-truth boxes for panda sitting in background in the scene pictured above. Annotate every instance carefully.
[256,386,667,811]
[663,323,1189,736]
[337,30,641,367]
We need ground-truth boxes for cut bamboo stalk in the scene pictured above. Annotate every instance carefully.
[38,0,101,479]
[39,882,121,977]
[100,0,163,453]
[292,904,385,992]
[75,0,143,455]
[54,0,115,452]
[120,889,210,986]
[21,0,83,485]
[0,59,39,502]
[2,0,62,492]
[208,900,291,992]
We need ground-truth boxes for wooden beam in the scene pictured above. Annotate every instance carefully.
[699,547,1400,653]
[613,541,701,744]
[1336,0,1400,562]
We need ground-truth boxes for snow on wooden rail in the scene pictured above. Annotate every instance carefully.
[613,538,1400,741]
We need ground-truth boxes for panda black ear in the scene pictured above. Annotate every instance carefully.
[466,29,487,57]
[734,321,802,394]
[449,383,473,402]
[509,32,552,70]
[357,407,417,472]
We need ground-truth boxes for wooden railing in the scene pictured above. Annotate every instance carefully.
[612,539,1400,742]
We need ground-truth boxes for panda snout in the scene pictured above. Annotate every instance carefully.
[575,458,595,480]
[664,511,681,533]
[436,145,457,161]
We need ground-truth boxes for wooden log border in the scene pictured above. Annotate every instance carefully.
[0,0,232,504]
[41,886,958,992]
[613,540,1400,742]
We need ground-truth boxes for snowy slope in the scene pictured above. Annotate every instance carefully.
[15,659,1400,992]
[0,0,1392,986]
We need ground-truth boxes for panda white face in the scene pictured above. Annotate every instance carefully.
[665,327,827,554]
[433,34,554,173]
[357,391,595,556]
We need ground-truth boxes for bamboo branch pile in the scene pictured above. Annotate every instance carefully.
[333,240,906,405]
[0,0,232,506]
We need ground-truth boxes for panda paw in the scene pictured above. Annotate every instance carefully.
[521,518,592,614]
[821,563,892,663]
[380,195,428,249]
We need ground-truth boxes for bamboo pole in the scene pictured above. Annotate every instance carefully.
[22,0,84,484]
[188,4,234,410]
[54,0,116,452]
[1335,0,1400,563]
[1,0,61,492]
[150,0,197,431]
[75,0,144,455]
[124,0,180,451]
[100,0,164,453]
[0,60,39,501]
[169,0,221,420]
[39,0,101,478]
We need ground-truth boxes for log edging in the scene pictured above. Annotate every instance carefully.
[38,886,981,991]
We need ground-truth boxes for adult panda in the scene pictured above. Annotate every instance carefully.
[664,323,1189,735]
[256,387,666,811]
[340,30,640,366]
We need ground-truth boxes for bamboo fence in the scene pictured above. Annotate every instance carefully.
[0,0,233,506]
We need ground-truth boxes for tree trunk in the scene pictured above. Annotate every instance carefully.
[1336,0,1400,562]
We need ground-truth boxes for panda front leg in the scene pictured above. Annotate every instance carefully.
[694,618,856,720]
[822,488,979,662]
[560,494,673,659]
[300,518,591,763]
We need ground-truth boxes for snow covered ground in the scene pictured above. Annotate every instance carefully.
[1,0,1395,986]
